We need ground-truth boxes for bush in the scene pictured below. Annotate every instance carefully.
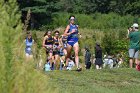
[43,12,140,30]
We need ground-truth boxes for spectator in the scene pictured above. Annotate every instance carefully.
[44,57,51,71]
[103,55,114,69]
[95,43,103,69]
[66,59,75,70]
[85,47,91,69]
[128,23,140,70]
[25,32,34,60]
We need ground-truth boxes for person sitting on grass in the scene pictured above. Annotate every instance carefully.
[44,57,51,71]
[103,55,114,69]
[66,59,75,70]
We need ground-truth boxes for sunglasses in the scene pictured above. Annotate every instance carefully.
[70,19,75,21]
[55,33,59,35]
[48,33,51,34]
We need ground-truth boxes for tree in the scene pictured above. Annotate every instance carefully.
[17,0,140,29]
[18,0,60,29]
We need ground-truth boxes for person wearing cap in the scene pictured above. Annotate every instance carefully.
[64,15,82,71]
[128,23,140,69]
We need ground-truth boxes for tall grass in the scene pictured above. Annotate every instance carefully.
[0,1,58,93]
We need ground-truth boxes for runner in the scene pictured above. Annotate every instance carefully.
[60,34,68,56]
[42,31,54,69]
[64,15,82,71]
[59,47,65,70]
[52,30,61,70]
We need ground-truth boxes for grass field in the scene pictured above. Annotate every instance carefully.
[44,68,140,93]
[0,28,139,93]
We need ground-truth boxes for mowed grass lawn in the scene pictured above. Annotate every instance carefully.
[44,68,140,93]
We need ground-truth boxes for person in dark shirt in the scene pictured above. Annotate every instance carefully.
[95,43,103,69]
[85,47,91,69]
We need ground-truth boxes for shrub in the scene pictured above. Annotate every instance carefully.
[42,12,140,30]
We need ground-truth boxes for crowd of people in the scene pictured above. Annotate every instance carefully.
[24,15,140,71]
[25,15,82,71]
[84,45,124,70]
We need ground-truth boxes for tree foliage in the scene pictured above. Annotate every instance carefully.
[17,0,140,29]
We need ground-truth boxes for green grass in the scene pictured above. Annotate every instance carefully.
[1,20,139,93]
[44,68,140,93]
[1,1,138,93]
[12,29,131,93]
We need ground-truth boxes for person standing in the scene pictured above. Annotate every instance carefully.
[85,47,91,69]
[128,23,140,70]
[95,43,103,69]
[25,32,34,60]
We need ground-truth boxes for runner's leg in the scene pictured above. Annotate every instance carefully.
[73,42,79,68]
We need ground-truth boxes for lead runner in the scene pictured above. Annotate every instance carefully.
[64,15,82,71]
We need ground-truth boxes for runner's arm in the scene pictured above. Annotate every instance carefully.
[64,25,71,36]
[42,36,47,47]
[58,38,62,47]
[127,29,130,39]
[59,37,63,47]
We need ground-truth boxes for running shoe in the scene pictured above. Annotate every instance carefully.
[76,67,82,72]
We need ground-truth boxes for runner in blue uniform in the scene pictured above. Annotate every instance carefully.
[64,15,82,71]
[60,34,68,56]
[25,33,34,59]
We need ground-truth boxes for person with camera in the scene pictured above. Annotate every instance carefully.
[128,23,140,70]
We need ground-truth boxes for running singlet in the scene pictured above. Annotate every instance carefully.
[45,36,53,45]
[67,24,79,46]
[62,35,68,43]
[62,35,68,48]
[59,48,64,56]
[68,24,78,38]
[53,37,59,46]
[25,38,33,55]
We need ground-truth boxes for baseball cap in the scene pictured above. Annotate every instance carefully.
[132,23,139,28]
